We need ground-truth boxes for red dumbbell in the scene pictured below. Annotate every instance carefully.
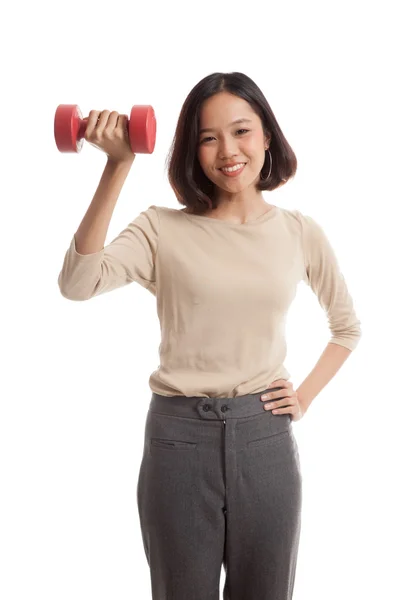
[54,104,157,154]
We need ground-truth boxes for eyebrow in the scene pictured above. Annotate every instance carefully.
[199,118,252,135]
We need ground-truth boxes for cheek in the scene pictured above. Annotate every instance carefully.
[246,136,262,154]
[197,146,211,167]
[238,136,262,161]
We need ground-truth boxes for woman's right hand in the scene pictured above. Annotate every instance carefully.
[84,110,136,164]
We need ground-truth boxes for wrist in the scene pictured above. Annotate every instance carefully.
[107,156,135,169]
[296,391,309,414]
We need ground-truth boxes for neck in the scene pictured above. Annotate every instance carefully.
[210,194,272,220]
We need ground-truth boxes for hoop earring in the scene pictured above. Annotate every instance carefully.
[260,149,272,181]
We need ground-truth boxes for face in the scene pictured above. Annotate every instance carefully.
[197,92,270,202]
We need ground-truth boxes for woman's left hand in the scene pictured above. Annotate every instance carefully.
[261,379,305,422]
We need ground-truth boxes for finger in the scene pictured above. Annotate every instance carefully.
[271,406,293,414]
[105,110,119,132]
[117,114,129,133]
[264,381,290,396]
[96,109,111,132]
[85,110,102,136]
[270,396,296,408]
[270,379,290,387]
[261,389,289,402]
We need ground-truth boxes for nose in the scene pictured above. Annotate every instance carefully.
[217,135,240,160]
[218,145,239,161]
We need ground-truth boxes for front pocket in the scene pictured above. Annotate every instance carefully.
[247,429,290,449]
[150,437,197,450]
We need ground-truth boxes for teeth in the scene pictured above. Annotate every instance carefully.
[221,163,245,173]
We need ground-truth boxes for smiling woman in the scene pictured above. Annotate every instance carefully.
[165,71,297,216]
[57,68,362,600]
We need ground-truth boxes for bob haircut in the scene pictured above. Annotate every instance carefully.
[166,71,297,215]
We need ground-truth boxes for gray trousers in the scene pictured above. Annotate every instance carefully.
[136,386,302,599]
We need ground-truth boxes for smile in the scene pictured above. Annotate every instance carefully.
[219,163,246,177]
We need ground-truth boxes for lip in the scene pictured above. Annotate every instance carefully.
[219,163,247,177]
[219,162,247,169]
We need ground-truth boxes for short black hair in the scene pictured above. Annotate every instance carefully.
[165,72,297,215]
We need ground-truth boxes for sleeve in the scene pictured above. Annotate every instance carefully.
[58,204,159,301]
[299,212,362,351]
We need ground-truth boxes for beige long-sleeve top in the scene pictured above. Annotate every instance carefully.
[58,204,362,398]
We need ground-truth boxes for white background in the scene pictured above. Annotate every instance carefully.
[2,1,399,598]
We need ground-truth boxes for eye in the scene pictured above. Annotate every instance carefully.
[200,129,250,144]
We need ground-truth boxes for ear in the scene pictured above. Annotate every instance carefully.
[264,133,271,150]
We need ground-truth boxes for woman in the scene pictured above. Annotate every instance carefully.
[58,72,362,599]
